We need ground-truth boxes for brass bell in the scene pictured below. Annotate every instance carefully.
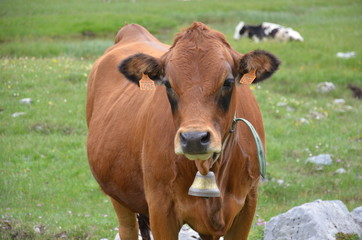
[188,171,220,198]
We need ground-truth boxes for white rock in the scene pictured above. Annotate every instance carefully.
[264,200,362,240]
[335,168,346,174]
[114,232,142,240]
[316,82,336,93]
[308,110,328,120]
[277,179,284,185]
[33,225,45,234]
[334,105,353,112]
[296,118,309,125]
[306,154,333,165]
[333,99,346,104]
[179,225,201,239]
[19,98,33,104]
[277,102,288,107]
[114,224,201,240]
[12,112,26,117]
[286,106,295,112]
[351,207,362,230]
[336,51,356,59]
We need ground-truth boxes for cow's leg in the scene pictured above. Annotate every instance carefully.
[224,188,258,240]
[147,199,179,240]
[110,197,139,240]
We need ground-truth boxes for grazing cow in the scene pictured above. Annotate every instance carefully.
[86,22,280,239]
[234,21,304,42]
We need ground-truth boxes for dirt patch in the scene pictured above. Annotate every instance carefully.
[30,122,74,135]
[0,219,34,240]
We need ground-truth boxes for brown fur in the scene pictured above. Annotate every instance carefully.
[87,22,279,239]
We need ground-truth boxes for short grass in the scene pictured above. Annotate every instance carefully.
[1,0,361,239]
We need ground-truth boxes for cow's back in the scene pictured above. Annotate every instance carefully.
[86,24,169,124]
[86,24,170,213]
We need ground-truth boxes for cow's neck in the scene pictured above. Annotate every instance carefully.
[211,113,266,178]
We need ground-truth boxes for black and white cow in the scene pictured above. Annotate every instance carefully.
[233,21,304,42]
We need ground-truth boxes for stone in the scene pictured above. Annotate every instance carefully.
[336,51,356,59]
[178,225,201,239]
[316,82,336,93]
[114,224,202,240]
[307,110,328,120]
[334,168,346,174]
[306,154,333,165]
[333,99,345,105]
[33,224,45,234]
[332,98,353,112]
[11,112,26,118]
[277,102,288,107]
[114,233,142,240]
[351,207,362,230]
[296,118,309,125]
[19,98,33,104]
[264,200,362,240]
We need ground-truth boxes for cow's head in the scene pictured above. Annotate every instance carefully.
[119,22,280,172]
[233,21,246,40]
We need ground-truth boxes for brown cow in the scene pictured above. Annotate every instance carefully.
[86,22,280,239]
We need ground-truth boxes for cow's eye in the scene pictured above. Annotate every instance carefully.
[222,78,234,89]
[162,78,178,113]
[218,78,234,112]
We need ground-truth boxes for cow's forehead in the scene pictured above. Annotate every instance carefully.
[165,42,233,79]
[164,54,233,94]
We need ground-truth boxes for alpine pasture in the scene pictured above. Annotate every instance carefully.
[0,0,361,239]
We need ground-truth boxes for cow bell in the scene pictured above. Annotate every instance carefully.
[188,171,220,198]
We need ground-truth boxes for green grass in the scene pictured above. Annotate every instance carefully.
[1,0,361,239]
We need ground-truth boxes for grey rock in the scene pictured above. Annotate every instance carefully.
[178,225,201,239]
[19,98,33,104]
[307,110,328,120]
[333,99,346,105]
[332,98,353,112]
[351,207,362,230]
[296,118,309,125]
[316,82,336,93]
[114,224,202,240]
[336,51,356,59]
[264,200,361,240]
[277,102,288,107]
[334,168,346,174]
[12,112,26,118]
[306,154,333,165]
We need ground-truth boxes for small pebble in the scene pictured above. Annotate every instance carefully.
[19,98,33,104]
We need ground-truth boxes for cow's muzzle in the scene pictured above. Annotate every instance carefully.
[175,129,220,161]
[180,131,210,154]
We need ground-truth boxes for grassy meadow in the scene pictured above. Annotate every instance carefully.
[1,0,361,239]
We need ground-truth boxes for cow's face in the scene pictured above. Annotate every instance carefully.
[233,21,246,40]
[119,22,280,164]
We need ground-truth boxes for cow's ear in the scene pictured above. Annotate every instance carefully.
[236,50,280,84]
[118,53,164,85]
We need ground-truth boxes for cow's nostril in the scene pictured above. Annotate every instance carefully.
[200,132,210,145]
[180,132,188,146]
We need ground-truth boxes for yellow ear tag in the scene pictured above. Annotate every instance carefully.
[139,73,155,91]
[240,69,256,85]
